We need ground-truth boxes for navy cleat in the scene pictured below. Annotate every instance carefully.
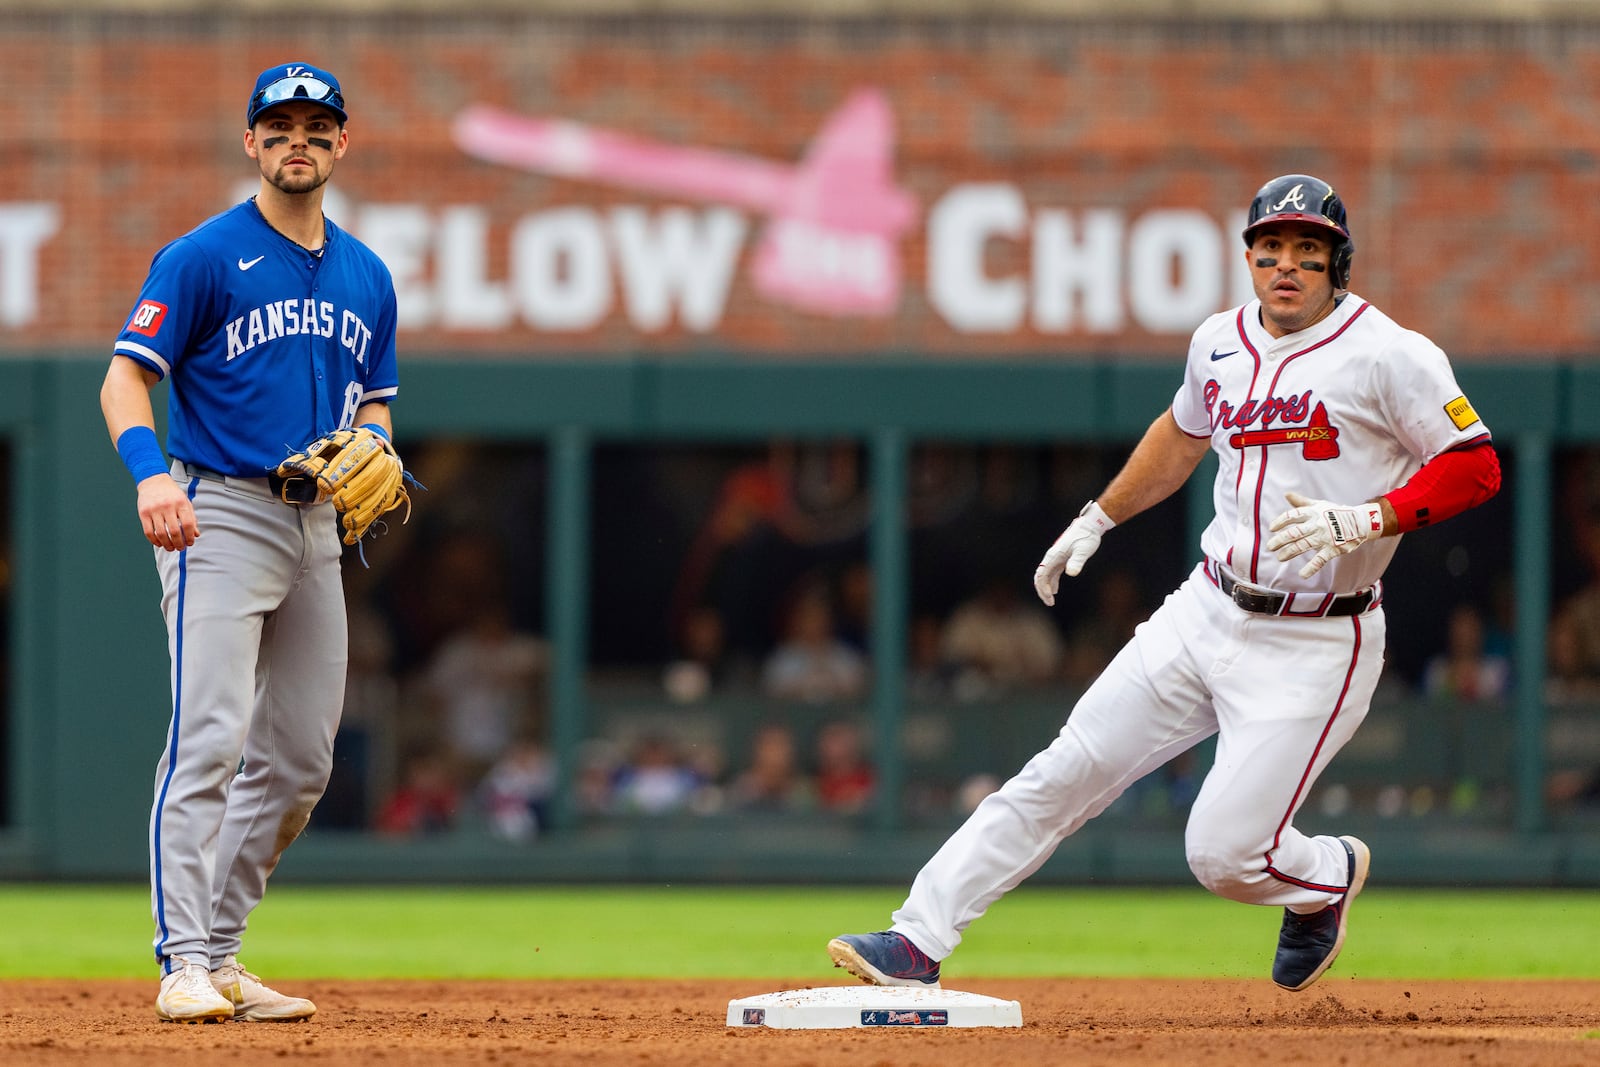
[1272,835,1371,991]
[828,931,941,988]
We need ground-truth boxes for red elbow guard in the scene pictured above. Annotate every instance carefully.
[1382,441,1501,533]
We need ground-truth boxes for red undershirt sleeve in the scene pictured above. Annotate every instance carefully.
[1381,440,1501,533]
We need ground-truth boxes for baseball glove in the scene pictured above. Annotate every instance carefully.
[275,427,411,545]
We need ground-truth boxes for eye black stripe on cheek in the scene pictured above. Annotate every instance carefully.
[262,136,290,149]
[308,137,333,151]
[1255,257,1278,267]
[1299,261,1327,272]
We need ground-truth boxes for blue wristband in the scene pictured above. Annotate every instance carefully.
[358,422,390,443]
[116,426,168,484]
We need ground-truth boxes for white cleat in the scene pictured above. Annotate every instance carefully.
[157,957,235,1023]
[210,956,317,1022]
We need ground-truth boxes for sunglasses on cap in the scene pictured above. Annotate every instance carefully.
[248,76,346,123]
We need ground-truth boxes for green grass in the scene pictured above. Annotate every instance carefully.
[0,884,1596,981]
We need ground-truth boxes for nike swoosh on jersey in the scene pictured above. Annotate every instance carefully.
[1209,349,1238,361]
[238,255,265,271]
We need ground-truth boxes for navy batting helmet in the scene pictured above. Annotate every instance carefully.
[1242,174,1354,288]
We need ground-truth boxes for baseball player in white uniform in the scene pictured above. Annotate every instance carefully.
[829,174,1503,992]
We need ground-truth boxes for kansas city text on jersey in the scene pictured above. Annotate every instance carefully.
[225,298,374,363]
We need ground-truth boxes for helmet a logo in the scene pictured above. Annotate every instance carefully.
[1270,184,1308,212]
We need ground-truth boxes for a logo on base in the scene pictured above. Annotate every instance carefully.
[861,1009,948,1026]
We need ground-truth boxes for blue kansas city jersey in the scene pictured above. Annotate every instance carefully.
[114,200,399,476]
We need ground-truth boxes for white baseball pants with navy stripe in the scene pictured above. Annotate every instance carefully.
[892,562,1384,960]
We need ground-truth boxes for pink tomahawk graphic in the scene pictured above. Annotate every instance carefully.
[451,89,918,317]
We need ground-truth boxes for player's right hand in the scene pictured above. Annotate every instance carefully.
[136,474,200,551]
[1033,500,1116,606]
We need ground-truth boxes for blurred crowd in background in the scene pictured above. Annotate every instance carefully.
[287,438,1600,840]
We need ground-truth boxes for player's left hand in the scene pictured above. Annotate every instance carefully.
[276,426,411,546]
[1267,491,1386,578]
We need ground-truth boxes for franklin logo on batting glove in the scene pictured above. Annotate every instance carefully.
[1267,491,1386,578]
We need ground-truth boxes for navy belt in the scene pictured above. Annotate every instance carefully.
[1208,561,1376,618]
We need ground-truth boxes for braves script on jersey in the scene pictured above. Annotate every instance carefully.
[1177,294,1486,596]
[115,200,398,475]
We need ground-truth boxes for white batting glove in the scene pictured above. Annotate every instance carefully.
[1266,491,1385,578]
[1034,500,1116,606]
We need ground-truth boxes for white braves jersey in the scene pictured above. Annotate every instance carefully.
[1171,294,1490,596]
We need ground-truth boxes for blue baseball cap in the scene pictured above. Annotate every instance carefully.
[247,62,347,127]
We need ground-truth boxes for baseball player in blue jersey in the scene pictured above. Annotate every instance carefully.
[99,62,401,1023]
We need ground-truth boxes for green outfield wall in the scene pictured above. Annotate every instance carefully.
[0,355,1593,885]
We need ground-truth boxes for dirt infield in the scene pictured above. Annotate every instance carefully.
[2,977,1598,1065]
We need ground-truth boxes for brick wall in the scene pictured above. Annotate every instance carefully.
[4,15,1599,358]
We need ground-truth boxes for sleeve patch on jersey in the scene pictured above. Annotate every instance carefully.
[1444,395,1479,431]
[127,300,168,338]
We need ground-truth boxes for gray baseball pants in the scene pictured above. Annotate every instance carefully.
[148,461,346,972]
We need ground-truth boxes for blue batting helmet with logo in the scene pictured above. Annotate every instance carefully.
[247,62,347,127]
[1242,174,1354,288]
